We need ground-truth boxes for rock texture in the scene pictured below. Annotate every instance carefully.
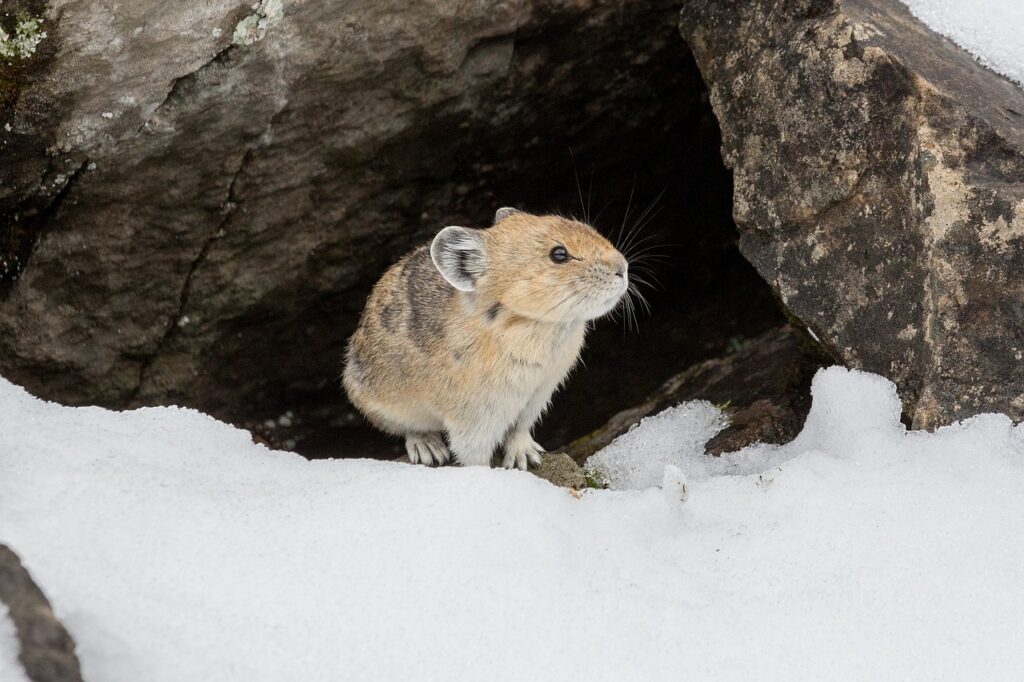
[680,0,1024,428]
[564,325,829,462]
[1,0,708,428]
[0,544,83,682]
[529,452,586,489]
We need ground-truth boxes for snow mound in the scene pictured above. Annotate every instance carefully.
[903,0,1024,86]
[2,368,1024,681]
[590,367,911,489]
[0,603,28,682]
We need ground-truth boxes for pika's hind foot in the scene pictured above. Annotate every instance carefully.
[501,431,545,470]
[405,432,451,466]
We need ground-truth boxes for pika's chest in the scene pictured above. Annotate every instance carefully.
[482,321,585,386]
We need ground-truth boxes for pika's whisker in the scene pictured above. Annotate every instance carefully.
[629,284,652,315]
[628,254,671,267]
[628,275,658,292]
[625,242,679,262]
[614,176,638,250]
[587,162,595,226]
[622,233,664,258]
[619,189,665,255]
[569,148,589,225]
[593,198,615,228]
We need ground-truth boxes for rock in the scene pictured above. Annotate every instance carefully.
[0,544,83,682]
[0,0,700,431]
[562,325,829,462]
[679,0,1024,428]
[530,452,586,489]
[704,398,802,456]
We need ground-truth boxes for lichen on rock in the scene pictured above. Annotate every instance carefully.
[680,0,1024,428]
[0,12,45,61]
[232,0,284,46]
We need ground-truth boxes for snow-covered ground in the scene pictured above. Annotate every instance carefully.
[1,367,1023,681]
[903,0,1024,85]
[0,604,28,682]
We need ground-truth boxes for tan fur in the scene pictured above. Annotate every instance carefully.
[343,210,628,469]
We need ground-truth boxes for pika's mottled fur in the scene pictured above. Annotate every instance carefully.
[343,208,628,469]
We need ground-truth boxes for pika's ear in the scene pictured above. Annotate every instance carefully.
[430,226,487,292]
[494,207,521,224]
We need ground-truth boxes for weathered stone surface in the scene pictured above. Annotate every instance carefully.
[0,0,706,431]
[530,452,586,489]
[0,544,83,682]
[680,0,1024,428]
[564,325,829,462]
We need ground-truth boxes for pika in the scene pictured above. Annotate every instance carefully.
[342,207,628,469]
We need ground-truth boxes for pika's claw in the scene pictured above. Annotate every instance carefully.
[405,433,450,466]
[425,437,450,465]
[501,433,545,470]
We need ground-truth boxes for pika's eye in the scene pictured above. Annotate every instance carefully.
[549,246,570,264]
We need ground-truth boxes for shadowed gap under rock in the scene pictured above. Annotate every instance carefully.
[280,43,786,459]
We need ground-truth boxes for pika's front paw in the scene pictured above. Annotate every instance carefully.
[405,432,451,466]
[501,433,545,470]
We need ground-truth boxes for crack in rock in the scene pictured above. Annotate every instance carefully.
[140,43,236,134]
[130,147,253,401]
[0,157,90,299]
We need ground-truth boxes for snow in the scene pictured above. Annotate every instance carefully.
[0,603,28,682]
[592,366,990,489]
[902,0,1024,86]
[1,367,1024,681]
[586,400,726,489]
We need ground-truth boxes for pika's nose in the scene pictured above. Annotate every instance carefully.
[614,257,628,278]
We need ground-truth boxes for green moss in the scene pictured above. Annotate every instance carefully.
[725,335,754,354]
[581,466,608,490]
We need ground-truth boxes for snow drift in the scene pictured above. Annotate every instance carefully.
[1,367,1023,681]
[903,0,1024,86]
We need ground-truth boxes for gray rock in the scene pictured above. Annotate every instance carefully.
[680,0,1024,427]
[530,452,586,489]
[0,0,692,425]
[0,544,83,682]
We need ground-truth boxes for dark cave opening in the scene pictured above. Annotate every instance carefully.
[274,39,786,461]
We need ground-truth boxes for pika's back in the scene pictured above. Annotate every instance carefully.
[374,246,454,347]
[348,245,453,373]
